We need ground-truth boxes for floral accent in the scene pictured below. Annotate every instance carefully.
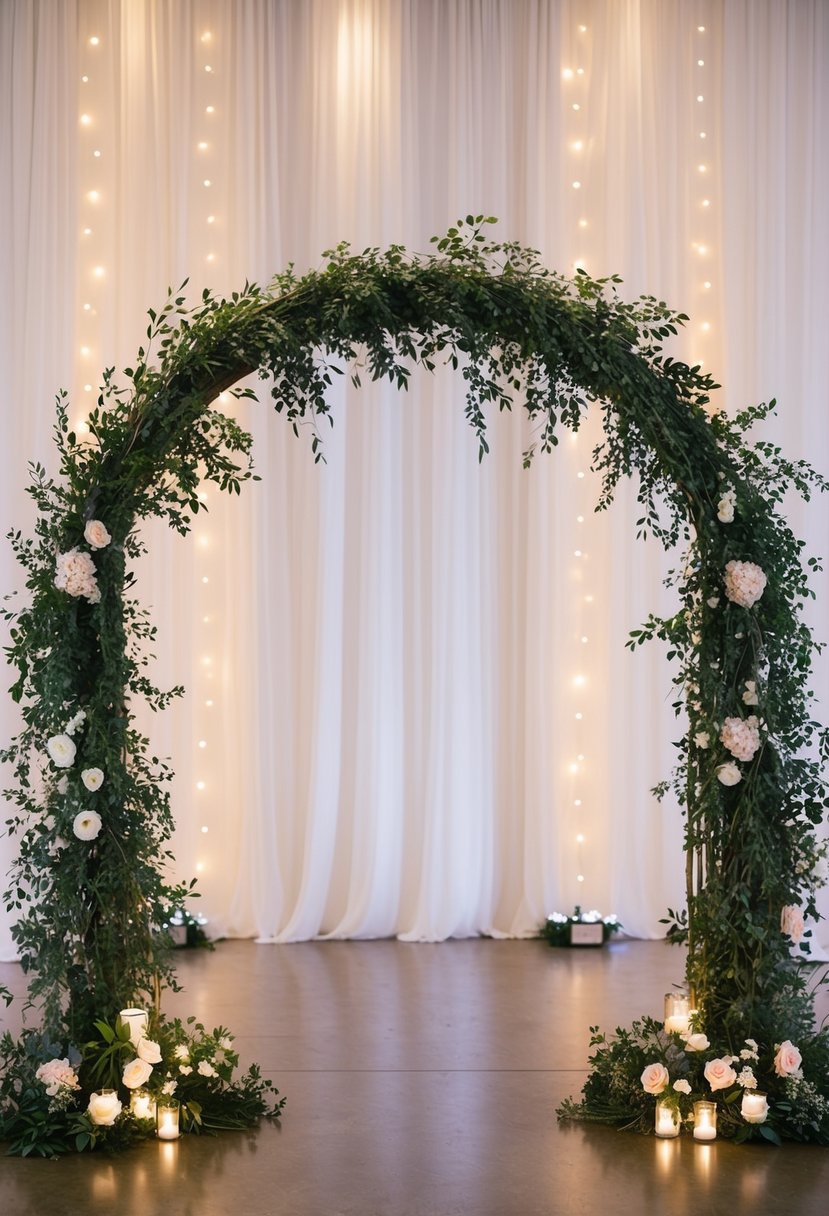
[73,810,102,841]
[716,762,742,787]
[704,1057,738,1092]
[780,905,805,944]
[46,734,76,769]
[179,1064,193,1076]
[197,1060,218,1078]
[173,1045,190,1061]
[706,595,720,608]
[694,731,710,749]
[162,1079,178,1095]
[741,1092,769,1124]
[717,489,736,522]
[65,709,87,735]
[724,559,767,608]
[87,1091,122,1126]
[673,1079,691,1095]
[737,1067,757,1089]
[774,1041,803,1078]
[83,519,112,549]
[720,715,760,762]
[682,1032,710,1053]
[742,680,759,706]
[54,547,101,604]
[35,1058,80,1097]
[122,1058,154,1090]
[640,1062,669,1094]
[81,767,105,792]
[136,1038,163,1065]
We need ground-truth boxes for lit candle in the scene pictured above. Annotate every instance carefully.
[740,1091,769,1123]
[119,1007,148,1045]
[130,1087,157,1121]
[663,991,691,1035]
[693,1100,717,1141]
[655,1099,680,1138]
[157,1099,180,1140]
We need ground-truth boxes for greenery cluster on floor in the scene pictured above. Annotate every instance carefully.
[2,219,827,1149]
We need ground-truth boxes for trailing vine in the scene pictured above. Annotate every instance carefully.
[2,218,827,1149]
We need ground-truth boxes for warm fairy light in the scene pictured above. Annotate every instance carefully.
[83,383,93,392]
[205,699,214,707]
[574,799,582,807]
[80,113,92,126]
[697,244,708,255]
[83,227,92,235]
[699,131,707,139]
[198,740,207,749]
[201,826,209,834]
[93,149,102,157]
[576,514,585,522]
[207,215,215,224]
[206,105,215,114]
[204,64,213,73]
[81,75,89,83]
[572,140,584,151]
[206,253,215,262]
[581,635,589,643]
[573,674,586,687]
[702,198,710,207]
[585,594,594,603]
[203,179,212,187]
[579,25,587,32]
[697,94,704,102]
[575,712,583,720]
[698,164,707,173]
[577,470,585,479]
[578,218,588,228]
[80,346,90,356]
[83,303,91,311]
[88,190,100,202]
[201,31,212,42]
[77,421,90,434]
[572,103,581,111]
[698,25,706,32]
[703,280,712,289]
[562,68,574,80]
[701,322,711,332]
[89,36,100,46]
[576,834,585,844]
[198,141,208,151]
[574,549,583,557]
[569,762,579,774]
[697,59,705,66]
[196,863,204,873]
[577,874,585,883]
[196,781,206,791]
[92,265,105,277]
[576,68,584,76]
[572,180,581,189]
[198,491,208,501]
[202,576,209,585]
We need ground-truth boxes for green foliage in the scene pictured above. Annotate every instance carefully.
[2,218,828,1144]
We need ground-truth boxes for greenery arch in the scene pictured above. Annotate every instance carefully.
[2,218,828,1147]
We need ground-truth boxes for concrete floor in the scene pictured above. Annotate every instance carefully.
[1,938,827,1215]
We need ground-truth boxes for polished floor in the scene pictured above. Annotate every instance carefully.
[1,938,827,1215]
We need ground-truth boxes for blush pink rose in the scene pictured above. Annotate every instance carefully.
[773,1040,802,1077]
[83,519,111,549]
[640,1062,670,1095]
[704,1057,737,1092]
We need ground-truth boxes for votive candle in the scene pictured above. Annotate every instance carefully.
[693,1100,717,1141]
[130,1087,157,1120]
[157,1099,180,1141]
[663,991,691,1035]
[655,1099,680,1138]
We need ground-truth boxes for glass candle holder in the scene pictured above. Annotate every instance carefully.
[119,1007,149,1046]
[693,1100,717,1141]
[655,1098,681,1138]
[157,1099,180,1140]
[130,1087,157,1121]
[663,990,691,1034]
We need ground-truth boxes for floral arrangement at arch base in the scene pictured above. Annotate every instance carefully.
[0,1014,283,1157]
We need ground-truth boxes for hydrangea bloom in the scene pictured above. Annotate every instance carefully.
[720,715,761,762]
[724,559,767,608]
[55,547,101,603]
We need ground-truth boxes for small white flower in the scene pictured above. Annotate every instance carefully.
[73,810,102,841]
[162,1079,178,1095]
[81,767,104,792]
[717,490,736,523]
[716,762,742,787]
[84,519,112,549]
[742,680,759,706]
[219,1035,234,1051]
[706,595,720,608]
[47,734,76,769]
[179,1064,193,1076]
[65,709,87,735]
[737,1067,757,1089]
[173,1044,190,1061]
[137,1038,163,1065]
[56,775,69,795]
[694,732,710,750]
[197,1060,218,1078]
[673,1079,691,1095]
[682,1032,710,1053]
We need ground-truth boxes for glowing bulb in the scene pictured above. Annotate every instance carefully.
[83,383,92,392]
[573,674,586,687]
[702,198,710,207]
[574,549,583,557]
[698,164,707,173]
[697,59,705,66]
[572,103,580,111]
[577,470,585,479]
[576,514,584,522]
[572,139,583,151]
[572,180,582,190]
[80,346,90,356]
[196,862,205,873]
[697,244,708,255]
[202,576,209,585]
[196,781,206,791]
[201,826,209,834]
[699,131,707,139]
[206,253,215,262]
[89,36,100,47]
[201,31,212,42]
[207,215,215,224]
[198,740,207,749]
[198,491,208,501]
[702,322,711,332]
[83,302,91,311]
[77,421,90,434]
[80,113,92,126]
[87,189,99,202]
[703,280,712,289]
[93,149,102,158]
[203,179,212,187]
[577,874,585,883]
[697,94,704,102]
[698,25,706,32]
[576,68,584,76]
[578,218,588,228]
[92,265,105,277]
[574,799,582,807]
[202,615,210,623]
[83,227,92,236]
[204,64,213,73]
[198,141,208,151]
[569,762,579,774]
[81,75,89,83]
[576,834,585,844]
[581,636,589,643]
[585,594,594,603]
[577,753,585,761]
[205,699,214,707]
[206,105,215,114]
[579,25,587,33]
[575,712,583,720]
[562,68,574,80]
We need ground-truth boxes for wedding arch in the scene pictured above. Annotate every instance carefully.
[3,219,828,1148]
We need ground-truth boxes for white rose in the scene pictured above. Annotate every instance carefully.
[694,732,710,750]
[640,1062,670,1095]
[197,1060,218,1078]
[162,1079,178,1095]
[682,1032,710,1053]
[87,1090,122,1126]
[741,1092,769,1124]
[179,1064,193,1076]
[704,1057,738,1091]
[73,810,102,841]
[717,491,736,523]
[173,1044,190,1061]
[122,1058,154,1089]
[84,519,112,549]
[673,1079,691,1095]
[137,1038,163,1065]
[47,734,77,769]
[82,767,105,792]
[773,1040,803,1078]
[716,762,742,787]
[742,680,759,706]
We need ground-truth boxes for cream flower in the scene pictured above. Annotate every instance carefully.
[706,595,720,608]
[741,1091,769,1124]
[87,1090,122,1126]
[742,680,759,706]
[173,1044,190,1061]
[73,810,102,841]
[54,547,101,603]
[36,1058,80,1096]
[724,559,767,609]
[122,1058,154,1089]
[716,762,742,787]
[197,1060,218,1078]
[682,1032,710,1053]
[81,767,105,792]
[640,1063,670,1095]
[162,1079,178,1095]
[47,734,77,769]
[717,490,736,523]
[672,1079,691,1095]
[694,732,710,750]
[137,1038,163,1065]
[780,905,805,944]
[84,519,112,549]
[704,1057,737,1091]
[773,1040,803,1078]
[56,774,69,794]
[179,1064,193,1076]
[720,715,761,763]
[737,1067,757,1089]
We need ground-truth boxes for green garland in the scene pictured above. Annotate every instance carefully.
[2,218,828,1150]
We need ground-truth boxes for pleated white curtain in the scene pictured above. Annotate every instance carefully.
[1,0,827,955]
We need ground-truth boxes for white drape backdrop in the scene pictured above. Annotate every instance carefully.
[1,0,827,955]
